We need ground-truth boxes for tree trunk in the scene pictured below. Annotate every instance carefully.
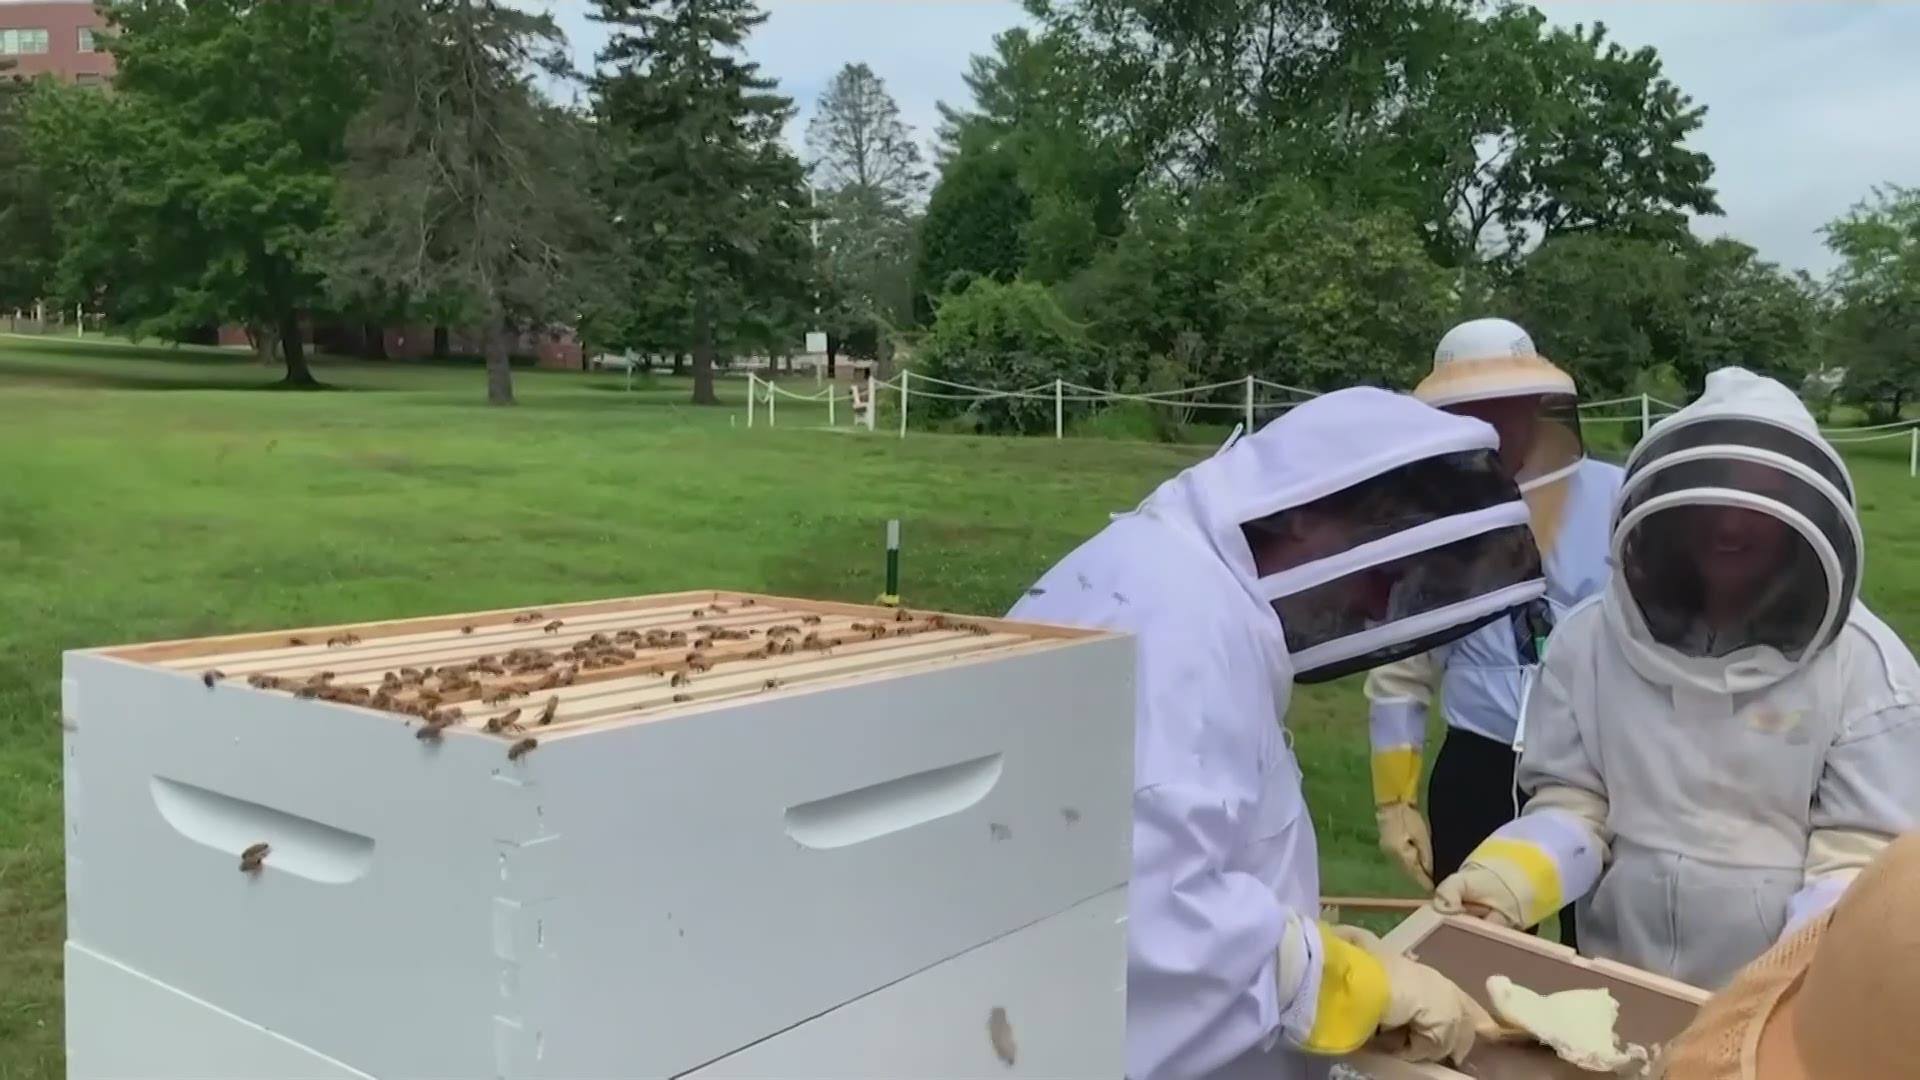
[690,293,719,405]
[279,310,319,387]
[432,323,451,361]
[672,352,687,376]
[365,321,388,359]
[484,320,515,405]
[251,322,279,367]
[826,338,838,378]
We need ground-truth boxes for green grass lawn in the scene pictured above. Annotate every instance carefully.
[3,334,1918,1076]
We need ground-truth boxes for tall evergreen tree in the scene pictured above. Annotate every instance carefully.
[591,0,813,405]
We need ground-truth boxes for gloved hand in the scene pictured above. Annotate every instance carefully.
[1331,925,1492,1064]
[1433,838,1557,929]
[1376,801,1434,891]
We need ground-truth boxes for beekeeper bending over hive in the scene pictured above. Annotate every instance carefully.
[1011,387,1550,1079]
[1364,319,1621,953]
[1434,367,1920,990]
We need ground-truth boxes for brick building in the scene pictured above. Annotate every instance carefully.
[0,1,112,85]
[215,321,586,371]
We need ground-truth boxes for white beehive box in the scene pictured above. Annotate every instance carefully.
[63,590,1134,1079]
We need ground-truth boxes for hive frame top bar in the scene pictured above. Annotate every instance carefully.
[86,590,1113,741]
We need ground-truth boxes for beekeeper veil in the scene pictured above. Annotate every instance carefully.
[1417,319,1586,561]
[1139,387,1547,684]
[1609,367,1861,691]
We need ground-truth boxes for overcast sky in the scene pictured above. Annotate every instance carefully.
[535,0,1920,276]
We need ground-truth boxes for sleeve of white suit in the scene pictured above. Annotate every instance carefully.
[1783,699,1920,931]
[1365,651,1438,807]
[1462,628,1610,927]
[1127,617,1390,1078]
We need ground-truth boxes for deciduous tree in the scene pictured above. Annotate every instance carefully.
[1825,186,1920,421]
[0,61,57,311]
[80,0,369,385]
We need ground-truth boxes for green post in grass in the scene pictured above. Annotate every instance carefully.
[879,519,901,606]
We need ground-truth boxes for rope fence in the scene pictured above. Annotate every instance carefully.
[743,372,1920,478]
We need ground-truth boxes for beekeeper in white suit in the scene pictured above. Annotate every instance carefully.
[1011,386,1551,1079]
[1434,367,1920,990]
[1365,318,1621,953]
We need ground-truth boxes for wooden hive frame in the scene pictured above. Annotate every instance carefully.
[99,590,1095,747]
[1349,907,1709,1080]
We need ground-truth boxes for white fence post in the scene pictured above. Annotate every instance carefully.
[767,381,776,427]
[864,373,877,431]
[1640,393,1651,439]
[76,305,84,339]
[1244,374,1255,432]
[1910,427,1917,479]
[898,371,910,439]
[827,386,835,427]
[746,372,756,429]
[1054,378,1064,440]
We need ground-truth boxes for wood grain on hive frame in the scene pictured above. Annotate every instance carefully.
[112,590,1091,743]
[63,591,1134,1080]
[1348,908,1708,1080]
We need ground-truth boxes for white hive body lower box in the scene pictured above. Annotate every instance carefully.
[63,591,1133,1079]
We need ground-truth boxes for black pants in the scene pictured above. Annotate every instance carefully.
[1427,725,1580,951]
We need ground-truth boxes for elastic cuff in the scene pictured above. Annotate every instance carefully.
[1469,837,1565,927]
[1783,873,1854,934]
[1370,747,1423,807]
[1298,922,1390,1055]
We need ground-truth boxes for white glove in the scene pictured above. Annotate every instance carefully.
[1331,925,1492,1064]
[1434,859,1532,929]
[1376,802,1434,891]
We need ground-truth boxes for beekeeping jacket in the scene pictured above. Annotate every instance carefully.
[1009,387,1547,1080]
[1475,367,1920,990]
[1366,318,1619,804]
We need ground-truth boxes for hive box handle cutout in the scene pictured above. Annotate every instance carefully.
[151,777,375,884]
[784,753,1004,850]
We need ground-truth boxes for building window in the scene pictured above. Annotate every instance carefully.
[0,28,50,55]
[78,27,99,53]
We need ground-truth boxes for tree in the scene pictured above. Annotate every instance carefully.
[1824,186,1920,421]
[1670,239,1818,394]
[327,0,608,405]
[592,0,814,405]
[1064,180,1454,393]
[1009,0,1719,268]
[915,277,1097,434]
[1496,234,1688,398]
[934,26,1133,285]
[0,63,57,311]
[73,0,369,385]
[1216,187,1457,391]
[1372,8,1719,265]
[807,63,924,206]
[914,132,1029,321]
[805,64,922,342]
[1495,233,1815,400]
[1016,0,1457,191]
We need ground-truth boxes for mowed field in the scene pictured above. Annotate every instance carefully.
[3,335,1919,1077]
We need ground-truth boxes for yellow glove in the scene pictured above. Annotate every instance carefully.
[1331,925,1491,1065]
[1433,838,1563,930]
[1375,802,1434,891]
